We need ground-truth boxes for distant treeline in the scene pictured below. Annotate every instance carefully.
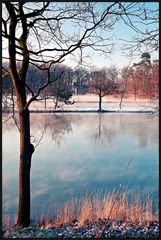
[2,53,159,104]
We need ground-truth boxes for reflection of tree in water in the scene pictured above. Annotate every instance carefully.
[119,114,158,148]
[49,115,73,147]
[137,124,148,147]
[30,114,73,148]
[3,113,73,148]
[2,113,20,132]
[119,114,149,147]
[3,113,158,149]
[88,113,158,148]
[90,114,116,145]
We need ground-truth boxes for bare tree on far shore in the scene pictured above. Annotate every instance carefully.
[89,68,119,111]
[119,66,132,110]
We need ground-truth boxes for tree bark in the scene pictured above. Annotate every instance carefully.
[5,3,34,227]
[17,108,34,227]
[44,90,47,109]
[99,94,102,111]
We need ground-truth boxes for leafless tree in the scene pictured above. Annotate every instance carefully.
[118,2,159,54]
[119,66,132,109]
[2,2,157,227]
[89,68,119,111]
[73,67,90,94]
[151,60,159,101]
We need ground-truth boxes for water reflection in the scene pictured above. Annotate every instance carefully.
[30,114,73,147]
[27,113,158,149]
[2,113,158,224]
[89,114,119,146]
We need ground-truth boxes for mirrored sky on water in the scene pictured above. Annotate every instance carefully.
[2,113,159,221]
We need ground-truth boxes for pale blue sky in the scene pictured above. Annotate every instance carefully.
[66,2,159,68]
[2,2,159,69]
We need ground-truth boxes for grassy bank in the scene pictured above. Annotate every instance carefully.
[3,192,159,238]
[41,192,158,229]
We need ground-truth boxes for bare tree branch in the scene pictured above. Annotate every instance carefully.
[25,66,64,109]
[17,2,50,19]
[2,66,10,80]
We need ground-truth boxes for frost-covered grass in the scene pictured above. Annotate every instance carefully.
[3,94,158,112]
[28,94,157,111]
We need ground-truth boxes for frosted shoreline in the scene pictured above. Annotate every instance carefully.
[2,108,158,113]
[2,94,158,114]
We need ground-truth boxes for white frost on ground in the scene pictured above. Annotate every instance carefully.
[27,94,158,112]
[3,94,158,112]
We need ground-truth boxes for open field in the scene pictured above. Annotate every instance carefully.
[29,94,158,111]
[3,94,158,112]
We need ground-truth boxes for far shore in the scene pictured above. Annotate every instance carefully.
[2,94,158,114]
[2,109,158,113]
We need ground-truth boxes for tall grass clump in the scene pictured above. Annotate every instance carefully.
[43,191,158,228]
[43,158,158,229]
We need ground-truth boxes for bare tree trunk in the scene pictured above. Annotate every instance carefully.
[98,113,101,138]
[119,94,123,110]
[99,94,102,111]
[44,89,47,109]
[5,3,34,226]
[119,79,128,110]
[17,108,34,227]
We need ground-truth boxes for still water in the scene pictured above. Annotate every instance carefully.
[2,113,159,225]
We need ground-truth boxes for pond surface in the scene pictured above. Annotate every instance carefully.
[2,113,159,226]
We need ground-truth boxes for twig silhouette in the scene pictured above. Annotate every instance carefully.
[95,156,133,238]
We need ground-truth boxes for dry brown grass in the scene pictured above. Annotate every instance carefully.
[43,191,158,229]
[3,178,11,231]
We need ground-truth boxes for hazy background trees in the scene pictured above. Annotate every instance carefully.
[3,51,159,111]
[89,68,120,111]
